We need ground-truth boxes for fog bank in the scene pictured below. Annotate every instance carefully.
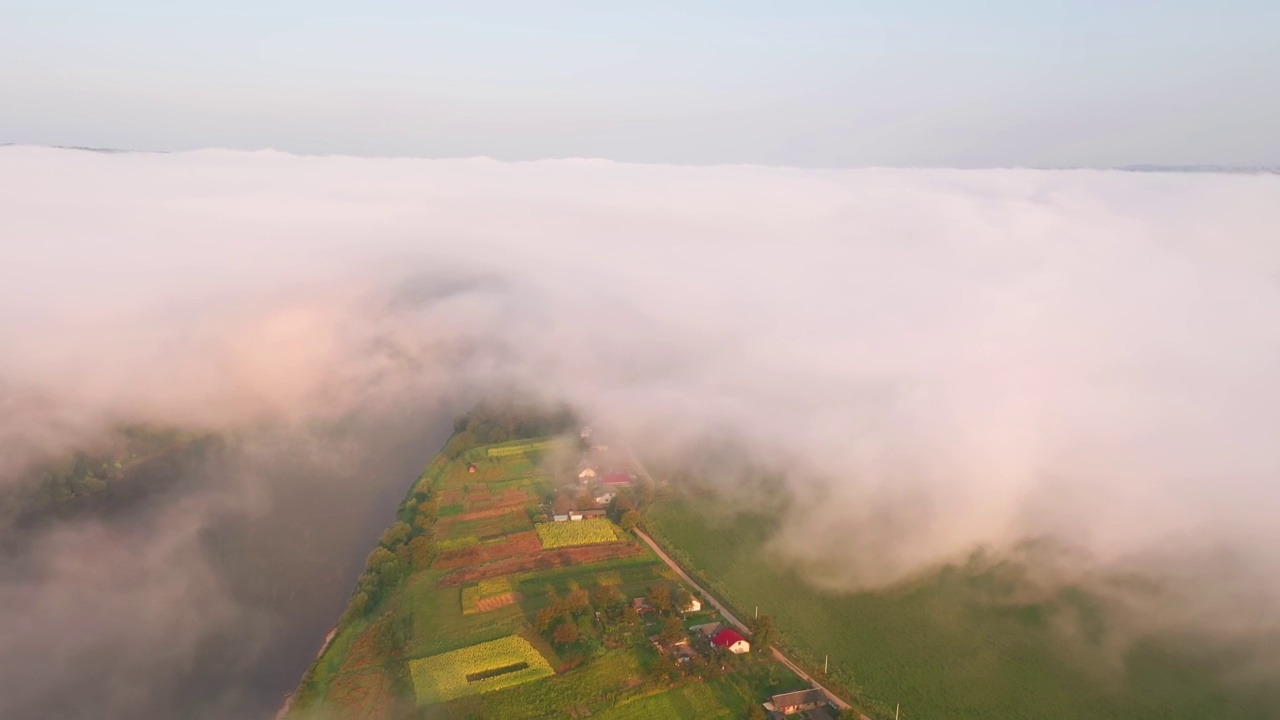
[3,146,1280,716]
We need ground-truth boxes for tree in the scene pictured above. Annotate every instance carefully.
[552,494,571,515]
[380,520,411,549]
[620,510,642,531]
[747,704,768,720]
[595,584,625,610]
[672,585,693,613]
[405,535,434,571]
[660,616,684,645]
[750,614,778,653]
[536,605,565,633]
[649,653,679,684]
[566,582,592,615]
[553,620,579,645]
[648,582,673,613]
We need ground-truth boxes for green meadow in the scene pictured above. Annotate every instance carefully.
[645,497,1280,720]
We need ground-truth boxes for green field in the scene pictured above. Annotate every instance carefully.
[535,519,621,549]
[594,682,732,719]
[409,635,555,704]
[485,439,558,458]
[646,497,1280,720]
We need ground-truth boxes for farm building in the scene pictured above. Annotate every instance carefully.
[575,508,607,519]
[632,597,651,613]
[568,511,583,521]
[711,628,750,654]
[690,622,721,636]
[768,689,828,714]
[577,467,597,481]
[679,596,702,613]
[552,513,570,522]
[601,472,632,487]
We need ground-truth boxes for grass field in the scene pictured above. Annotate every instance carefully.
[536,519,621,549]
[594,681,733,719]
[409,634,555,704]
[646,497,1280,720]
[485,439,558,458]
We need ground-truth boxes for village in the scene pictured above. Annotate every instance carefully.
[530,428,843,720]
[290,413,846,719]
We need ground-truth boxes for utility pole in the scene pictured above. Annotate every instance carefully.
[754,605,758,619]
[895,703,900,720]
[824,655,828,674]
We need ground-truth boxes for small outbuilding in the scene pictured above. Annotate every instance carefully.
[467,463,478,474]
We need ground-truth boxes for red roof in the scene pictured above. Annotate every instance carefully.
[711,628,747,647]
[601,473,631,485]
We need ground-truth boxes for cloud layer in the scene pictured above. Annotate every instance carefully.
[3,146,1280,716]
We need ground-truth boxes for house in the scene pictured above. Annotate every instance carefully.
[594,491,616,505]
[632,597,651,613]
[601,472,632,487]
[552,513,570,522]
[679,596,702,613]
[710,628,750,654]
[467,463,477,474]
[769,689,828,714]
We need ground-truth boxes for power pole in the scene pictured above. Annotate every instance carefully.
[754,605,758,619]
[824,655,828,674]
[895,703,900,720]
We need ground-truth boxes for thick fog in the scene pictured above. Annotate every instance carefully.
[2,146,1280,717]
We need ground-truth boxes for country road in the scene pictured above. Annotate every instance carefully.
[627,454,864,717]
[632,528,860,716]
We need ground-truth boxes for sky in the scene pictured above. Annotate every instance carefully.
[2,1,1278,167]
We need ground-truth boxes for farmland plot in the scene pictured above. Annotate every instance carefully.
[536,519,621,549]
[409,635,554,705]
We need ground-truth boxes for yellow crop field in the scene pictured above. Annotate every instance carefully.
[409,635,554,705]
[536,519,620,549]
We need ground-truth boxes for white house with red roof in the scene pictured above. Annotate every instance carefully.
[710,627,750,654]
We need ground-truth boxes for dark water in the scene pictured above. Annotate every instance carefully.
[0,412,454,720]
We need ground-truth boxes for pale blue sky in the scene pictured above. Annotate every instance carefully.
[2,1,1277,166]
